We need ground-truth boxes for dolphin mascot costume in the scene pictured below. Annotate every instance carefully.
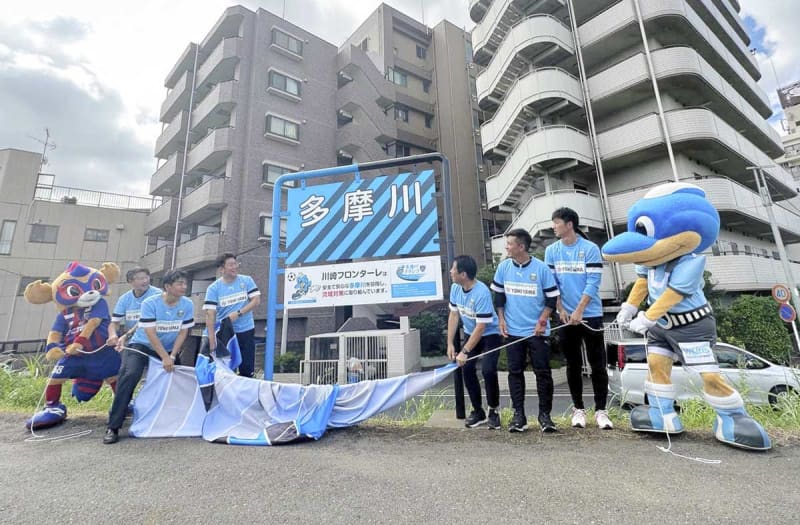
[602,182,770,450]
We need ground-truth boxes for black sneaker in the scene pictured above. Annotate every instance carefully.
[538,413,557,433]
[487,409,501,430]
[465,409,488,428]
[103,428,119,444]
[508,411,529,433]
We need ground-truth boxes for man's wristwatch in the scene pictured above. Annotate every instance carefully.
[237,309,242,316]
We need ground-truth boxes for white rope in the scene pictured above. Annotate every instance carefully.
[463,320,602,363]
[25,324,139,443]
[642,333,721,465]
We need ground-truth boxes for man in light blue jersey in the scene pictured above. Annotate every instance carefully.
[545,207,611,430]
[447,255,502,429]
[106,267,161,349]
[203,253,261,378]
[492,229,560,433]
[104,269,194,444]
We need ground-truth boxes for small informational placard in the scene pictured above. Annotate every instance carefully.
[284,255,443,309]
[771,284,791,304]
[779,303,797,323]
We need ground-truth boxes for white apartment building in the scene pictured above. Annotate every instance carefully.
[470,0,800,299]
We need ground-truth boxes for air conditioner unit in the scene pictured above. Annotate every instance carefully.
[115,224,125,231]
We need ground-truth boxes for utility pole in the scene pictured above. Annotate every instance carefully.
[746,166,800,349]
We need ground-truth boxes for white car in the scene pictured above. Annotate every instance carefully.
[606,339,800,406]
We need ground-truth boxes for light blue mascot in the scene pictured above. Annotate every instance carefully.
[602,182,771,450]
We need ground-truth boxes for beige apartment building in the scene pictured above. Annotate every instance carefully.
[471,0,800,298]
[146,3,490,343]
[0,148,153,344]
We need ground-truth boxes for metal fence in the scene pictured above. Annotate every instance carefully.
[34,184,161,212]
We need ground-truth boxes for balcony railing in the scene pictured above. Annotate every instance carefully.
[34,184,160,212]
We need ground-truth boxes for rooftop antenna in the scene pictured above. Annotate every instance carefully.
[27,127,56,176]
[420,0,425,25]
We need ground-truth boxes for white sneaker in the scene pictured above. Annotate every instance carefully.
[595,409,614,430]
[571,408,586,428]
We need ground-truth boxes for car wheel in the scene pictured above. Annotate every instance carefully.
[768,385,793,407]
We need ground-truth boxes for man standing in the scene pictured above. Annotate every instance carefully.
[203,253,261,377]
[545,207,612,429]
[106,267,161,349]
[104,269,194,444]
[492,229,560,433]
[447,255,502,429]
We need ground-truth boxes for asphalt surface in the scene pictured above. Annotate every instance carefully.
[1,413,798,524]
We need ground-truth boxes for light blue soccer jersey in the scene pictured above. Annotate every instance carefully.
[131,295,194,350]
[545,237,603,318]
[202,275,260,334]
[449,282,500,337]
[111,286,162,331]
[635,254,708,313]
[491,257,559,336]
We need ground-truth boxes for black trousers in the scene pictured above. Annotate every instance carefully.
[107,343,158,431]
[506,335,553,416]
[560,317,608,410]
[236,328,256,378]
[461,333,501,412]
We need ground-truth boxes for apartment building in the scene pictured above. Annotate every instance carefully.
[470,0,800,298]
[0,148,153,342]
[147,4,487,344]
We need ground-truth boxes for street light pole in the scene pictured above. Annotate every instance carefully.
[747,166,800,349]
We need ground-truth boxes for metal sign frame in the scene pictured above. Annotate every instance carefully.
[264,153,452,380]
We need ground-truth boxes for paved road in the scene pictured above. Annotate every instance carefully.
[1,413,798,524]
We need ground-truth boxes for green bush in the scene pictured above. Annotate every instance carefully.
[274,352,301,373]
[717,295,793,364]
[410,311,448,357]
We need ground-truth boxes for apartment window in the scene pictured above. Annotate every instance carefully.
[773,251,781,260]
[416,45,427,59]
[422,79,430,93]
[84,228,109,242]
[272,28,303,56]
[394,105,409,122]
[395,142,411,158]
[262,162,295,186]
[359,38,369,52]
[730,242,739,255]
[265,115,300,141]
[268,70,301,97]
[425,115,433,128]
[387,67,407,87]
[259,215,286,239]
[0,220,16,255]
[29,224,58,244]
[18,276,49,296]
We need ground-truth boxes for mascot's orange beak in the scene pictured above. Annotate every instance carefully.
[603,231,701,267]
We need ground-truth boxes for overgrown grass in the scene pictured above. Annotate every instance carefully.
[367,388,449,428]
[0,356,113,415]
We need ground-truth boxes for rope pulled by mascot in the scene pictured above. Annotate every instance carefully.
[602,182,771,450]
[25,261,122,430]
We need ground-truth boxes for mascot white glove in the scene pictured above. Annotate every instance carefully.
[628,311,657,335]
[616,303,638,327]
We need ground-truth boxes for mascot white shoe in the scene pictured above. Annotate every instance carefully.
[603,183,771,450]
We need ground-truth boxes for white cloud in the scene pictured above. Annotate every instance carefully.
[740,0,800,135]
[0,1,472,196]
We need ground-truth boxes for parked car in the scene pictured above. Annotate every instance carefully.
[606,338,800,406]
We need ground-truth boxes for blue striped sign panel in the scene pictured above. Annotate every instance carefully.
[286,170,439,264]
